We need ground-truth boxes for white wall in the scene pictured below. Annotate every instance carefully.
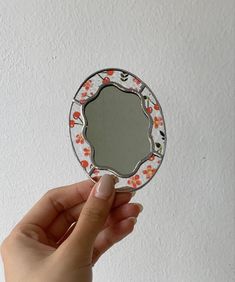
[0,1,234,281]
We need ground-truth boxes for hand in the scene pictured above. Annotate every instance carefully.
[1,174,143,282]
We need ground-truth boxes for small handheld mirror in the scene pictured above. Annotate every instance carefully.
[69,68,167,192]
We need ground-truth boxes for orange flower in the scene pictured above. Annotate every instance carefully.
[76,133,84,144]
[83,147,91,156]
[153,116,163,128]
[127,175,142,188]
[143,165,156,179]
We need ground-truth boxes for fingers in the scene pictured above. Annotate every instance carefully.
[112,191,133,209]
[92,217,137,264]
[18,179,96,229]
[59,174,116,260]
[46,191,133,244]
[91,203,143,263]
[105,202,142,228]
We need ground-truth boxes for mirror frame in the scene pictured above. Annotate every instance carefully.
[69,68,167,191]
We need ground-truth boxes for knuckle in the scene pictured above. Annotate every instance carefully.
[0,224,38,257]
[44,187,58,197]
[44,189,65,213]
[0,237,9,256]
[0,232,18,256]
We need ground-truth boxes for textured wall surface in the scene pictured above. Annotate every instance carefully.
[0,1,234,281]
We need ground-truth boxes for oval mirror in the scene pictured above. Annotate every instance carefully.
[69,68,167,192]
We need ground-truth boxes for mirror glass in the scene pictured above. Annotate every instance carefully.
[84,85,151,176]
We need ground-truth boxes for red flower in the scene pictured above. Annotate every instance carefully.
[76,133,84,144]
[146,107,153,114]
[79,98,86,104]
[103,77,110,84]
[81,92,87,97]
[83,80,92,90]
[81,160,89,168]
[127,175,142,188]
[106,70,114,76]
[133,78,141,85]
[153,116,163,128]
[73,111,81,119]
[154,103,160,111]
[83,147,91,156]
[148,155,155,161]
[69,120,75,128]
[143,165,156,179]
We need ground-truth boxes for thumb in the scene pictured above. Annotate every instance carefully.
[60,174,117,260]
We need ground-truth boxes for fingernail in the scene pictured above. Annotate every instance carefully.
[115,186,135,193]
[136,203,143,213]
[94,174,115,200]
[128,217,137,225]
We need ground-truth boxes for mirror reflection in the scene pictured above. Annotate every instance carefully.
[84,85,151,176]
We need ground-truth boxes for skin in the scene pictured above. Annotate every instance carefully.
[0,175,142,282]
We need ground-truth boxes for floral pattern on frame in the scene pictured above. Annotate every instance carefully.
[69,68,167,191]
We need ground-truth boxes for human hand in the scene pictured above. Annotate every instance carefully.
[1,174,143,282]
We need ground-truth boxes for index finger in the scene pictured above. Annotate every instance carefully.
[18,178,97,229]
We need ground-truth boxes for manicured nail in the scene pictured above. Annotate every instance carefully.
[115,186,135,193]
[128,217,137,225]
[136,203,143,213]
[94,174,115,200]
